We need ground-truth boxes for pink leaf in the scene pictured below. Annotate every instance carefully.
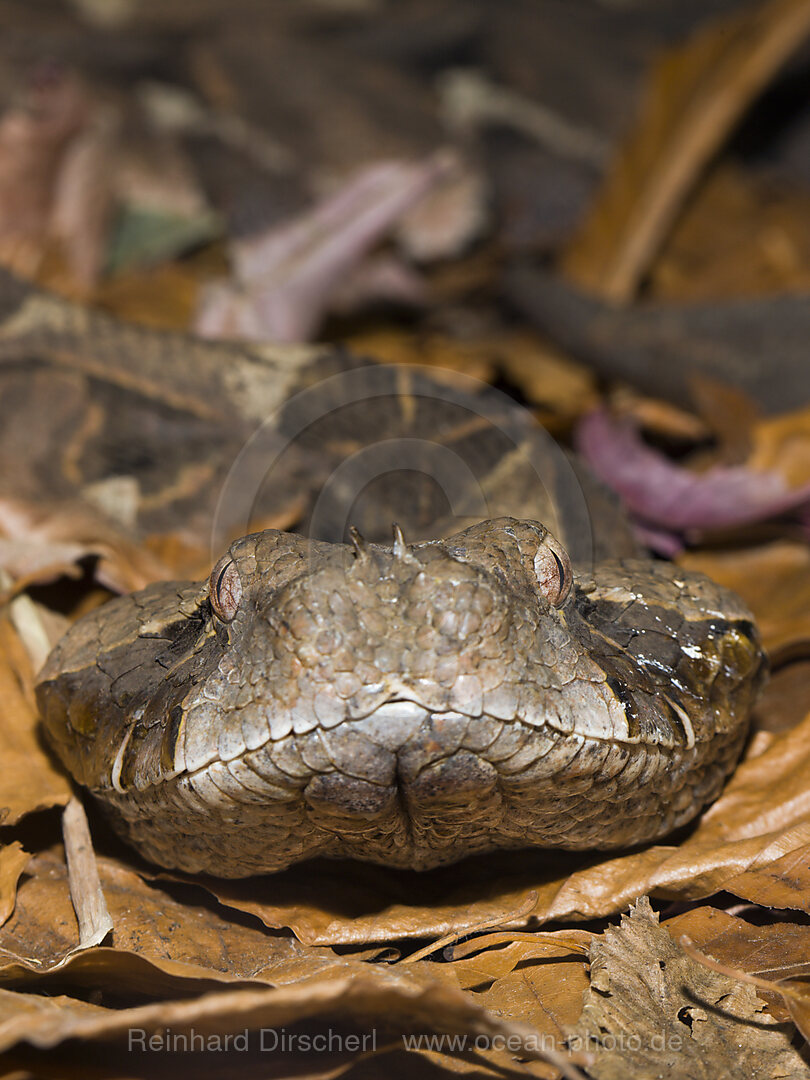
[194,153,455,343]
[575,409,810,535]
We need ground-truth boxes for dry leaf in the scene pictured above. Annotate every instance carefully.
[0,987,108,1049]
[678,932,810,1053]
[607,387,710,444]
[748,405,810,489]
[568,897,806,1078]
[562,0,810,301]
[345,329,497,386]
[574,408,810,544]
[542,709,810,922]
[0,928,584,1079]
[481,333,598,430]
[0,847,344,994]
[447,934,592,1080]
[753,660,810,734]
[0,844,31,928]
[0,617,71,825]
[345,329,597,431]
[651,165,810,300]
[194,154,453,343]
[0,495,173,598]
[717,844,810,913]
[90,252,225,330]
[684,374,759,461]
[663,906,810,1024]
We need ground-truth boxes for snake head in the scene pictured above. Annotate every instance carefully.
[35,516,766,876]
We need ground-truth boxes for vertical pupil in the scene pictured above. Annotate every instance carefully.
[211,558,241,621]
[216,563,231,596]
[550,550,565,592]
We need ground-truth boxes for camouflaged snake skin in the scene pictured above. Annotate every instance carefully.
[36,518,766,876]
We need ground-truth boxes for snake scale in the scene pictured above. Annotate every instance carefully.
[1,270,765,876]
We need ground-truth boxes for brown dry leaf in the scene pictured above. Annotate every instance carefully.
[562,0,810,302]
[717,844,810,912]
[402,893,543,966]
[685,374,760,462]
[0,986,108,1044]
[0,617,71,825]
[0,495,172,600]
[0,846,348,995]
[427,244,500,304]
[544,709,810,920]
[140,531,219,584]
[785,988,810,1049]
[0,944,584,1079]
[450,929,593,966]
[678,933,810,1054]
[346,329,497,387]
[142,488,309,583]
[651,165,810,301]
[752,660,810,735]
[608,387,710,443]
[90,257,214,330]
[568,897,806,1079]
[481,333,598,431]
[662,906,810,1024]
[9,591,69,677]
[747,404,810,489]
[447,935,591,1080]
[169,851,591,947]
[0,844,30,928]
[678,541,810,660]
[346,329,598,431]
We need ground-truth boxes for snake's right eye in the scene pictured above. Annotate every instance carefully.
[208,556,243,622]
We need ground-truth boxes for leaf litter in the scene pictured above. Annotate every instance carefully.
[568,898,807,1079]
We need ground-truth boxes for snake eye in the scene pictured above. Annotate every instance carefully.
[533,536,572,608]
[208,555,242,622]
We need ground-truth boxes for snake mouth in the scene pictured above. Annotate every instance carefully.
[357,692,696,752]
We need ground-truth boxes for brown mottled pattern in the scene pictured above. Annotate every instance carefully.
[36,519,766,876]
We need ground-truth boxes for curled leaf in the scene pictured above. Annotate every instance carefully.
[575,408,810,542]
[194,154,454,343]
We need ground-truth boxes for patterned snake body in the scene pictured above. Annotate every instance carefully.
[37,518,766,876]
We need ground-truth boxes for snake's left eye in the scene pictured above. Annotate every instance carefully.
[208,556,242,622]
[533,536,572,608]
